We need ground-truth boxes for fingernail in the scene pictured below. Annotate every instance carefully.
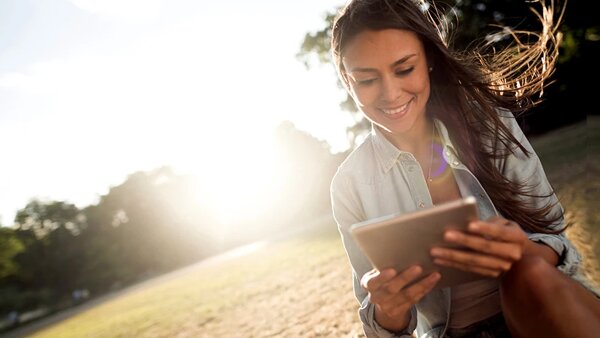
[430,248,442,256]
[411,266,422,274]
[445,231,458,240]
[382,269,396,278]
[469,222,480,231]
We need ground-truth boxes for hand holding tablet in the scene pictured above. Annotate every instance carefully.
[350,197,490,289]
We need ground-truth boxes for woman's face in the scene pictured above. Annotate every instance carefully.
[341,29,431,136]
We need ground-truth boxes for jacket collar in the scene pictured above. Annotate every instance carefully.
[370,118,459,173]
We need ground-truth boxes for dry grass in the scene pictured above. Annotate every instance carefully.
[531,117,600,291]
[20,224,364,338]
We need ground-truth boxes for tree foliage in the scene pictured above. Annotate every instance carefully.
[12,201,86,294]
[0,228,24,280]
[273,121,345,225]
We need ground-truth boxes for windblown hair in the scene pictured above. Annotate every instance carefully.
[331,0,565,234]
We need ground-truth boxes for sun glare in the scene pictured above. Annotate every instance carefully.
[0,0,351,226]
[190,128,285,226]
[69,0,160,22]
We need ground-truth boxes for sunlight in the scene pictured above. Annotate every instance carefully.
[190,126,286,226]
[0,0,351,226]
[69,0,160,22]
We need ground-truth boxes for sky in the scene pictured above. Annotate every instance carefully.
[0,0,354,225]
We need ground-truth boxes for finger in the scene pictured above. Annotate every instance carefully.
[380,265,426,294]
[381,272,441,315]
[443,230,522,261]
[486,215,509,224]
[433,257,502,277]
[467,220,526,243]
[394,272,441,306]
[430,247,512,272]
[370,266,425,305]
[361,268,396,291]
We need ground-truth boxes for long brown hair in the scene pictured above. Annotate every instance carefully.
[331,0,565,234]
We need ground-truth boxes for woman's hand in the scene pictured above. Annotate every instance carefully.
[361,266,440,331]
[429,216,530,277]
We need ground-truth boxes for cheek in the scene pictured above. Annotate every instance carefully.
[350,86,377,108]
[416,84,430,105]
[412,72,431,97]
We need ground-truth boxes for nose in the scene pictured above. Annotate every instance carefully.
[380,75,400,103]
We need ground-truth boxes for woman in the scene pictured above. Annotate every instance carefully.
[329,0,600,337]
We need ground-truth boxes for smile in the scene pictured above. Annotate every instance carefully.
[380,98,413,117]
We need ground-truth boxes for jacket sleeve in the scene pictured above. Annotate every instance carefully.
[331,173,417,338]
[497,113,581,276]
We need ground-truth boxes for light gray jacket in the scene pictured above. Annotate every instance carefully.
[330,114,585,338]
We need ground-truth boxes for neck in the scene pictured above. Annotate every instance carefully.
[379,117,434,155]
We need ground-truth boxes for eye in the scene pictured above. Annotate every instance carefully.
[395,67,414,77]
[356,78,376,86]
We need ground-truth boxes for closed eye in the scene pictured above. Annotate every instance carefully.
[356,78,376,86]
[395,67,414,77]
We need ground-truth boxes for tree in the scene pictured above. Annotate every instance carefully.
[272,122,346,227]
[12,200,87,294]
[0,228,24,280]
[0,199,90,316]
[14,200,86,238]
[77,166,216,292]
[1,168,226,314]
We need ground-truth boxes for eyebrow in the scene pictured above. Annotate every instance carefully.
[348,54,417,73]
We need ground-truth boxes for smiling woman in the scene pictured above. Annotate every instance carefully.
[328,0,600,337]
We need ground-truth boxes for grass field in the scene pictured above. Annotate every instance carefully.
[5,117,599,338]
[7,223,363,338]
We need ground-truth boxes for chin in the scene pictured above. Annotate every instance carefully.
[378,119,417,135]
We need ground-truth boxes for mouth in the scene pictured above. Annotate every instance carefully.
[379,98,413,118]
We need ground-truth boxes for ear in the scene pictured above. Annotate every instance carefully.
[426,55,435,73]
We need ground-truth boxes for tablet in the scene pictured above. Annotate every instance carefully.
[350,196,488,289]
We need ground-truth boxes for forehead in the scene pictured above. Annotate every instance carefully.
[342,29,425,69]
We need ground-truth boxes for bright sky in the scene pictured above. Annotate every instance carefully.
[0,0,354,225]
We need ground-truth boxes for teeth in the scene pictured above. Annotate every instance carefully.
[382,101,409,115]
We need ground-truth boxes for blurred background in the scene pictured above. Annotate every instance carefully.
[0,0,597,336]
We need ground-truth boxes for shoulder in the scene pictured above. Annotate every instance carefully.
[496,108,521,131]
[474,107,527,147]
[494,108,532,149]
[331,134,378,191]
